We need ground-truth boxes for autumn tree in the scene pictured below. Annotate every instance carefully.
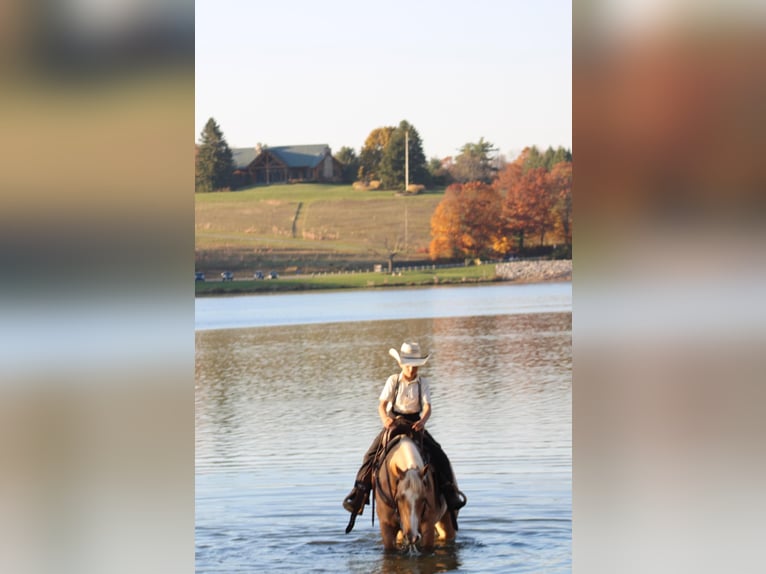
[450,138,497,183]
[527,167,557,246]
[429,182,502,260]
[495,162,529,252]
[379,120,428,190]
[195,118,234,193]
[547,161,573,249]
[335,146,359,183]
[494,160,556,250]
[429,185,462,259]
[358,126,394,182]
[510,167,554,249]
[494,149,573,252]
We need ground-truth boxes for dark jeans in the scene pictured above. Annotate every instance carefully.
[353,416,456,492]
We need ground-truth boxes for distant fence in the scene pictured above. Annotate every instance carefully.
[308,262,468,276]
[205,257,572,281]
[306,258,572,277]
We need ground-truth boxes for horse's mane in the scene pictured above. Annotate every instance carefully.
[387,436,424,473]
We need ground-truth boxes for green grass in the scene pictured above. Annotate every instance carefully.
[196,183,442,204]
[195,263,500,296]
[195,183,446,274]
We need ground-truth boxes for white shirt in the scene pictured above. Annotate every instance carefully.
[379,374,431,415]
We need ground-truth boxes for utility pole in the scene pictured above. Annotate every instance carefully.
[405,129,409,191]
[404,129,410,252]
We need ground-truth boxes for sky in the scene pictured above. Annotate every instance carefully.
[195,0,571,160]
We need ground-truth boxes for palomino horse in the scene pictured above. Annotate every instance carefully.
[374,435,457,552]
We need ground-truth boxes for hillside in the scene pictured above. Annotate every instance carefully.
[195,183,446,274]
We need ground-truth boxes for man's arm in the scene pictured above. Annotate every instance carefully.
[378,400,394,429]
[412,402,431,431]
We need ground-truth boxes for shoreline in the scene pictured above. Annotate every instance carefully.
[195,260,572,297]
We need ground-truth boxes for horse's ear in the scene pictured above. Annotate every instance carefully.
[393,464,404,479]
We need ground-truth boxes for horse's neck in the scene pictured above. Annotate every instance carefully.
[389,438,424,472]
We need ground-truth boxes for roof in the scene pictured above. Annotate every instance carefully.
[232,144,333,169]
[231,148,257,170]
[268,145,332,168]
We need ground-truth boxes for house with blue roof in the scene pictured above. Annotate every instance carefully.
[231,144,343,187]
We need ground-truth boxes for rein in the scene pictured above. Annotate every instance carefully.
[372,429,401,527]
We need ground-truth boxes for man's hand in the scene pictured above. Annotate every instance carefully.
[411,419,425,432]
[384,416,395,429]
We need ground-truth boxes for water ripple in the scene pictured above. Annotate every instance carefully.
[197,310,571,573]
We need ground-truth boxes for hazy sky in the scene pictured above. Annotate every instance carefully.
[196,0,571,160]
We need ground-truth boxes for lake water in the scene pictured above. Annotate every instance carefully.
[196,283,572,573]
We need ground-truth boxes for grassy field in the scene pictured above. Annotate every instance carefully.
[195,183,446,274]
[195,262,500,296]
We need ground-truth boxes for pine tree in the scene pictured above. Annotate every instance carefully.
[195,118,234,193]
[335,146,360,183]
[379,120,427,190]
[451,138,496,183]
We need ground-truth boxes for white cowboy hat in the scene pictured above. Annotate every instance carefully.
[389,341,430,367]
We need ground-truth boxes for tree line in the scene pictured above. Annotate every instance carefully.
[194,117,572,259]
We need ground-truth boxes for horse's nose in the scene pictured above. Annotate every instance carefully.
[408,531,421,545]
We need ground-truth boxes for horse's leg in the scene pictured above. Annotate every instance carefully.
[380,521,398,551]
[435,513,456,541]
[420,520,435,552]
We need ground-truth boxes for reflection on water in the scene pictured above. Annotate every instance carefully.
[196,311,571,573]
[366,546,462,574]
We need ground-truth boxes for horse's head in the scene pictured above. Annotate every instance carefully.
[393,464,432,547]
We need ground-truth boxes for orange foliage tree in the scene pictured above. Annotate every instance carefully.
[429,182,502,260]
[547,161,573,248]
[495,162,557,249]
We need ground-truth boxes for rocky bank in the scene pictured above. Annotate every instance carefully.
[495,259,572,283]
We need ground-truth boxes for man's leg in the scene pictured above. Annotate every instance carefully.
[423,432,466,511]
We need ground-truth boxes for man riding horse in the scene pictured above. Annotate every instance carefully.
[343,341,466,531]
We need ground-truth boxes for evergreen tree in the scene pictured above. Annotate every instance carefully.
[451,137,497,183]
[521,145,572,172]
[522,146,545,172]
[550,147,573,167]
[379,120,428,190]
[427,156,453,187]
[195,118,234,193]
[335,146,360,183]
